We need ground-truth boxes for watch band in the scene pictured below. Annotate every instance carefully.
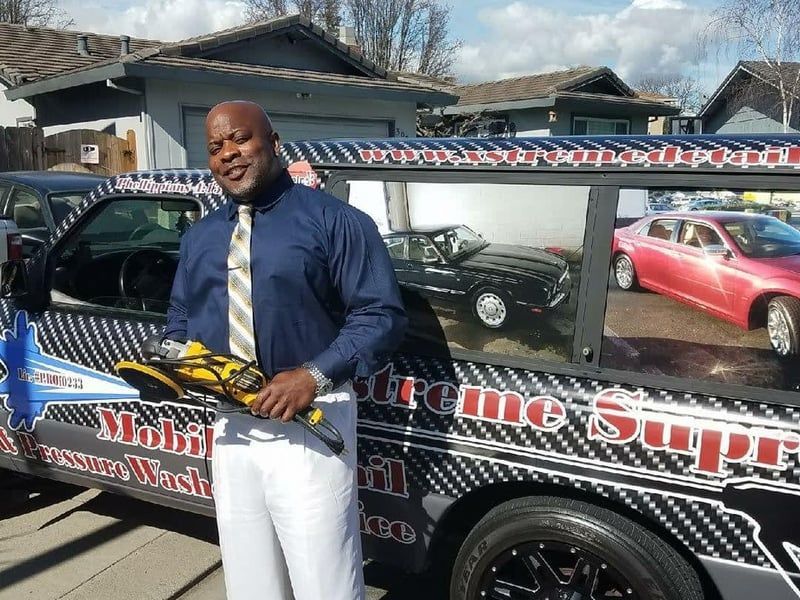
[302,362,333,396]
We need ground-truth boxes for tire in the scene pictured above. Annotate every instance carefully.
[472,287,511,329]
[613,253,639,291]
[450,496,703,600]
[767,296,800,357]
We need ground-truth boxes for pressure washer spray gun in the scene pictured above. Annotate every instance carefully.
[115,336,346,456]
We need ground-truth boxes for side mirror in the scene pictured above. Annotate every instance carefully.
[1,259,28,298]
[703,245,730,258]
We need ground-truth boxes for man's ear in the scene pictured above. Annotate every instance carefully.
[271,131,281,155]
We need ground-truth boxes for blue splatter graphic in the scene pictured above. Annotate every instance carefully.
[0,311,140,431]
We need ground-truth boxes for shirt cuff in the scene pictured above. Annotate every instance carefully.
[310,347,353,387]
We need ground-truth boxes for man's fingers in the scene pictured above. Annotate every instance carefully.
[281,403,297,423]
[254,387,274,416]
[268,396,288,420]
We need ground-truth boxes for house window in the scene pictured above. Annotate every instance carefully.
[572,117,630,135]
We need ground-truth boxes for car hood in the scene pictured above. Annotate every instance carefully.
[459,243,567,280]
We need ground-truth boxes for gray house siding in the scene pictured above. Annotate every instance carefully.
[198,36,363,76]
[507,109,552,136]
[33,82,142,129]
[707,104,796,134]
[145,78,417,169]
[703,79,800,134]
[505,101,650,137]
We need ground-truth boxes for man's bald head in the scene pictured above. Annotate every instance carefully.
[205,101,282,201]
[206,101,274,135]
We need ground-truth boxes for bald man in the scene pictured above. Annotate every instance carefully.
[164,101,407,600]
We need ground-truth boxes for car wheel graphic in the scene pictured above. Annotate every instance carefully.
[473,288,510,329]
[613,254,639,291]
[767,296,800,357]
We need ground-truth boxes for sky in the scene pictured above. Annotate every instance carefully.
[59,0,737,97]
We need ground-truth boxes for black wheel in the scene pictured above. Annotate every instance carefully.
[767,296,800,357]
[472,287,511,329]
[613,254,639,291]
[450,496,703,600]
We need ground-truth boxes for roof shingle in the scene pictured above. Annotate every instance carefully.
[0,22,159,85]
[452,66,606,106]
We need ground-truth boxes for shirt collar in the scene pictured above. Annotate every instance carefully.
[226,169,294,219]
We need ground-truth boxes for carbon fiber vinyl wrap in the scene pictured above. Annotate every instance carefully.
[4,139,800,586]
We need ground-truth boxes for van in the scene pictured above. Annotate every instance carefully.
[1,134,799,600]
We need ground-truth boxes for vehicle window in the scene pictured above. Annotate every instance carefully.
[346,179,590,364]
[430,226,484,259]
[408,236,440,263]
[724,217,800,258]
[604,187,800,392]
[49,192,89,226]
[50,197,201,315]
[9,188,45,229]
[383,236,406,259]
[0,182,12,209]
[679,222,723,248]
[646,219,677,240]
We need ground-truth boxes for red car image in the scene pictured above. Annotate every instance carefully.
[612,212,800,357]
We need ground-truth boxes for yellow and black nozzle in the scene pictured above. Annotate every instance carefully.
[115,336,346,456]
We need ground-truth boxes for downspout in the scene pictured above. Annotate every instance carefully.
[106,78,154,170]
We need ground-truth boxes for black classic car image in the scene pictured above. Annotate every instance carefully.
[382,224,571,328]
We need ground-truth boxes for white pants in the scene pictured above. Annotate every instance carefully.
[211,384,364,600]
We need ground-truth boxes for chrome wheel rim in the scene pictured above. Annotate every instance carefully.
[768,306,792,356]
[615,257,633,289]
[479,540,639,600]
[476,292,507,327]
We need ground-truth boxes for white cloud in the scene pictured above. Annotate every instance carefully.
[64,0,247,42]
[454,0,709,86]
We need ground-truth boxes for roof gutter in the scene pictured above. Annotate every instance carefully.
[5,60,457,107]
[5,62,127,100]
[122,62,459,105]
[443,96,556,115]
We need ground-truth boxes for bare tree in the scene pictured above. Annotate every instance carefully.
[245,0,342,31]
[634,73,704,114]
[704,0,800,132]
[344,0,460,76]
[243,0,459,76]
[0,0,74,28]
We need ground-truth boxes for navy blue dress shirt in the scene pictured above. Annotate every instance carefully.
[164,170,407,386]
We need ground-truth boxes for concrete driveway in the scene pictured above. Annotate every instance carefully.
[0,474,437,600]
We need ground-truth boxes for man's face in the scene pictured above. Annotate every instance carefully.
[206,104,281,201]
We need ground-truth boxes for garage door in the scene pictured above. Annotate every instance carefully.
[183,108,391,168]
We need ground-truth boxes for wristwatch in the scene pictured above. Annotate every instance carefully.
[302,362,334,396]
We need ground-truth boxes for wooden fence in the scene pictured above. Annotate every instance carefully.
[0,126,137,175]
[45,129,137,175]
[0,126,45,171]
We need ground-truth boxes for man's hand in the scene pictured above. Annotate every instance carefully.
[250,368,316,423]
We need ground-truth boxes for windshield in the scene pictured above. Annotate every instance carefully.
[430,226,484,259]
[724,216,800,258]
[49,192,90,225]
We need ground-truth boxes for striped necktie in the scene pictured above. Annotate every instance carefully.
[228,204,257,361]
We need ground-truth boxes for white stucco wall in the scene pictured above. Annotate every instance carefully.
[145,79,418,169]
[407,182,590,250]
[0,82,35,127]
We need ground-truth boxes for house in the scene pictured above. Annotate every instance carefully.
[439,66,680,137]
[700,61,800,134]
[635,91,681,134]
[0,16,456,169]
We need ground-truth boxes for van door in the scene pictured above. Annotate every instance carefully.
[0,194,215,513]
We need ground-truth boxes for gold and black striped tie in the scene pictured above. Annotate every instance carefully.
[228,204,257,361]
